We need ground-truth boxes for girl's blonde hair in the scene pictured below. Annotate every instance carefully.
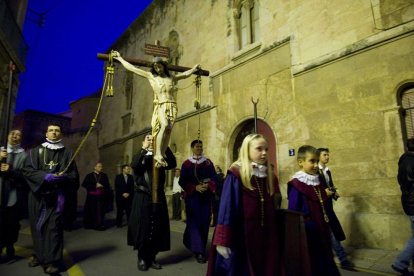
[231,134,274,195]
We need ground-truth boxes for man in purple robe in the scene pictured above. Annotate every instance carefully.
[179,139,217,263]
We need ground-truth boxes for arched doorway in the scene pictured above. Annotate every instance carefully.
[231,119,277,171]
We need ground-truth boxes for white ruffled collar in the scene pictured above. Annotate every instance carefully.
[251,162,267,177]
[292,171,320,186]
[7,144,24,153]
[188,154,207,164]
[42,138,64,150]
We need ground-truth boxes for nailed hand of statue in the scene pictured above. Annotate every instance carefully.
[111,50,120,58]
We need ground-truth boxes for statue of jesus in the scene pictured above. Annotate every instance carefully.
[112,51,200,167]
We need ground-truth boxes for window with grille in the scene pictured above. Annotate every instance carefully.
[401,87,414,139]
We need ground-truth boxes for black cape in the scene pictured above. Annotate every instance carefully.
[22,145,79,264]
[128,147,176,257]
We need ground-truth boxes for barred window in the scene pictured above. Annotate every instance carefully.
[401,87,414,139]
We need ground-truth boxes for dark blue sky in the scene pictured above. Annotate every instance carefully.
[16,0,153,114]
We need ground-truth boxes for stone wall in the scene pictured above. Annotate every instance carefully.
[94,0,414,249]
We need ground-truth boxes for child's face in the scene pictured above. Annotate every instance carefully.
[249,138,268,165]
[319,151,329,165]
[299,152,319,175]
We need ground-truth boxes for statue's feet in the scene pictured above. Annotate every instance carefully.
[154,154,167,168]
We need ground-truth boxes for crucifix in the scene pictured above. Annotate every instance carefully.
[97,40,209,203]
[46,160,59,170]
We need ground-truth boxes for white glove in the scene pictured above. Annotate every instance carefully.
[216,245,231,259]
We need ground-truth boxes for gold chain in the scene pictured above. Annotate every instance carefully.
[253,176,265,227]
[312,186,329,223]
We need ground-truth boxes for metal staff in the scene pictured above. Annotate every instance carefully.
[2,62,15,149]
[251,97,259,134]
[0,62,15,206]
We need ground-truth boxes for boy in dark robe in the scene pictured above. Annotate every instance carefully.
[287,145,340,276]
[128,134,176,271]
[317,147,353,269]
[22,124,79,274]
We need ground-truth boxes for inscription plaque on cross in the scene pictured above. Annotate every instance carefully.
[144,40,170,58]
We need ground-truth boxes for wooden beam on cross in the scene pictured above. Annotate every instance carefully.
[97,40,209,76]
[97,53,209,76]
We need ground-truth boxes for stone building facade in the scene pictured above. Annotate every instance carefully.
[95,0,414,250]
[0,0,28,144]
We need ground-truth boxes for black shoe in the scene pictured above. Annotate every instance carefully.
[64,226,73,232]
[6,245,15,258]
[138,259,148,271]
[340,259,355,269]
[195,254,206,263]
[28,255,40,267]
[392,264,411,275]
[44,264,59,274]
[150,260,162,269]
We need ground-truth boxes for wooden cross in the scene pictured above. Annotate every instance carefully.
[97,41,209,204]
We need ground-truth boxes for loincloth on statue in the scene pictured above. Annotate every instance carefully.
[152,100,177,136]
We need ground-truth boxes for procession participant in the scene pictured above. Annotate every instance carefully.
[129,134,176,271]
[114,164,134,227]
[179,139,217,263]
[207,134,282,275]
[23,124,79,274]
[82,162,111,231]
[0,130,27,263]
